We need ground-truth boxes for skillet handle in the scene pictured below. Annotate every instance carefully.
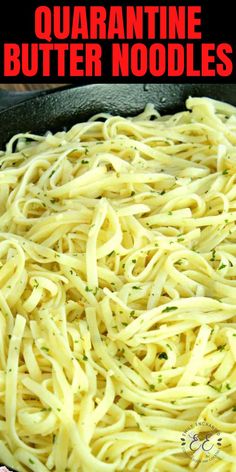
[0,89,45,112]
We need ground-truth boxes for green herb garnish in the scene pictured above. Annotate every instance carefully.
[162,306,178,313]
[158,352,168,360]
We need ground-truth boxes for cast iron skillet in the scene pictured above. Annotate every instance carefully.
[1,84,236,150]
[1,82,236,471]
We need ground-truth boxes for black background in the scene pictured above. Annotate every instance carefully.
[0,0,235,83]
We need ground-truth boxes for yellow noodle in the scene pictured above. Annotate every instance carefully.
[0,97,236,471]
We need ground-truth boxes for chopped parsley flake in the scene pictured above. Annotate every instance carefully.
[85,286,93,292]
[162,306,178,313]
[218,263,227,270]
[210,249,216,261]
[217,344,226,351]
[158,352,168,360]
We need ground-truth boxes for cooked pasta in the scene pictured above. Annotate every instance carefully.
[1,97,236,471]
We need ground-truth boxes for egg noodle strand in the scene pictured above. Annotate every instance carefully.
[1,97,236,471]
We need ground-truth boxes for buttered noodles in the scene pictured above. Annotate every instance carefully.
[1,97,236,471]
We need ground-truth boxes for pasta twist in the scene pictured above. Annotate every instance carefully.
[0,98,236,471]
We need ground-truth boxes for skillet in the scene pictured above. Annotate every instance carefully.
[1,83,236,150]
[1,82,236,471]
